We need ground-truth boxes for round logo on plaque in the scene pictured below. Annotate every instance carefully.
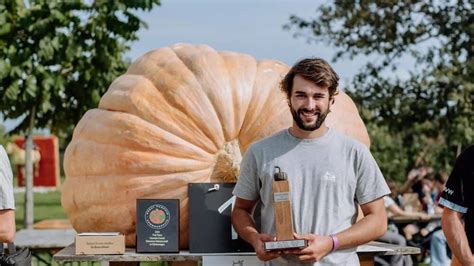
[145,204,171,230]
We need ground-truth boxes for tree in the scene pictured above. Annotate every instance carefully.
[0,123,9,146]
[0,0,160,228]
[286,0,473,182]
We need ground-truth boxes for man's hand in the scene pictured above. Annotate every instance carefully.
[284,233,333,263]
[0,209,15,242]
[232,197,281,261]
[250,233,281,261]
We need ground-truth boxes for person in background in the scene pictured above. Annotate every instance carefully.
[376,185,419,266]
[431,172,448,214]
[0,144,16,242]
[399,166,433,196]
[400,166,436,213]
[386,181,430,233]
[386,181,430,242]
[440,145,474,265]
[429,230,450,266]
[423,172,450,266]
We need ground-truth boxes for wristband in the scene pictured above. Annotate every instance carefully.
[330,234,339,252]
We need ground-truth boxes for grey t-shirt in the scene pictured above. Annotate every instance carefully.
[233,128,389,265]
[0,145,15,210]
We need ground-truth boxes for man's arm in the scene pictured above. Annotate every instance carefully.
[290,197,387,263]
[231,197,281,261]
[0,209,15,242]
[333,197,387,249]
[441,208,473,264]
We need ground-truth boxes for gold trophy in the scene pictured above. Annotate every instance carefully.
[264,167,308,251]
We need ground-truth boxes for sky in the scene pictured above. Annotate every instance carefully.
[3,0,412,132]
[126,0,370,87]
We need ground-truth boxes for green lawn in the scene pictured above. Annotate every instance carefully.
[14,190,67,230]
[13,190,67,265]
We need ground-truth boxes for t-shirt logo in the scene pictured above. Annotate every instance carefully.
[444,187,454,195]
[323,171,337,182]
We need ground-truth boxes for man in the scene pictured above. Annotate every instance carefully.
[439,145,474,265]
[232,58,389,265]
[0,144,15,242]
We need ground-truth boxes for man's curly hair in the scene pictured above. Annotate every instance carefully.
[280,58,339,99]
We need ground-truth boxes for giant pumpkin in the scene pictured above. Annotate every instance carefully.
[62,43,369,248]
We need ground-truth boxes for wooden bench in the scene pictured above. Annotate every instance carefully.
[389,213,442,224]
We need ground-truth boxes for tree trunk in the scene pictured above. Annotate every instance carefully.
[23,106,36,229]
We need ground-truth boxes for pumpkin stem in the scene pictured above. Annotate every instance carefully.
[210,139,242,182]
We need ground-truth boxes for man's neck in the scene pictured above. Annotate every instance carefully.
[288,124,328,139]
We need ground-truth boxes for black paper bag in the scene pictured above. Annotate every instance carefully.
[188,183,255,253]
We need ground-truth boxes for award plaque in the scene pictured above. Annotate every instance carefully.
[136,199,179,253]
[264,167,307,251]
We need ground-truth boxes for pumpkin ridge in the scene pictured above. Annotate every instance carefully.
[132,74,220,152]
[120,115,216,159]
[218,53,237,141]
[239,60,290,150]
[100,74,220,154]
[63,175,193,213]
[170,44,228,142]
[219,52,257,141]
[64,168,213,180]
[128,48,224,151]
[72,109,215,160]
[64,141,214,177]
[239,87,289,146]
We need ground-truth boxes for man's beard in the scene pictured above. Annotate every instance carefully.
[290,105,329,131]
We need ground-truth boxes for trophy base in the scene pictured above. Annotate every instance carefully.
[264,239,308,251]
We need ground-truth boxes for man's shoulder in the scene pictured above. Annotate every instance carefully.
[460,145,474,160]
[247,129,288,151]
[330,128,369,151]
[452,145,474,174]
[0,145,6,157]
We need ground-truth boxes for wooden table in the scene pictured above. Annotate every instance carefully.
[357,241,420,266]
[53,241,420,266]
[389,213,442,224]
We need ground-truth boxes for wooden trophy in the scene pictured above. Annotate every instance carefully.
[264,166,308,251]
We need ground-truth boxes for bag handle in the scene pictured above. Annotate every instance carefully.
[0,243,16,254]
[7,243,15,254]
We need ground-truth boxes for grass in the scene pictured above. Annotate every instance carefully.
[13,189,67,265]
[14,190,67,230]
